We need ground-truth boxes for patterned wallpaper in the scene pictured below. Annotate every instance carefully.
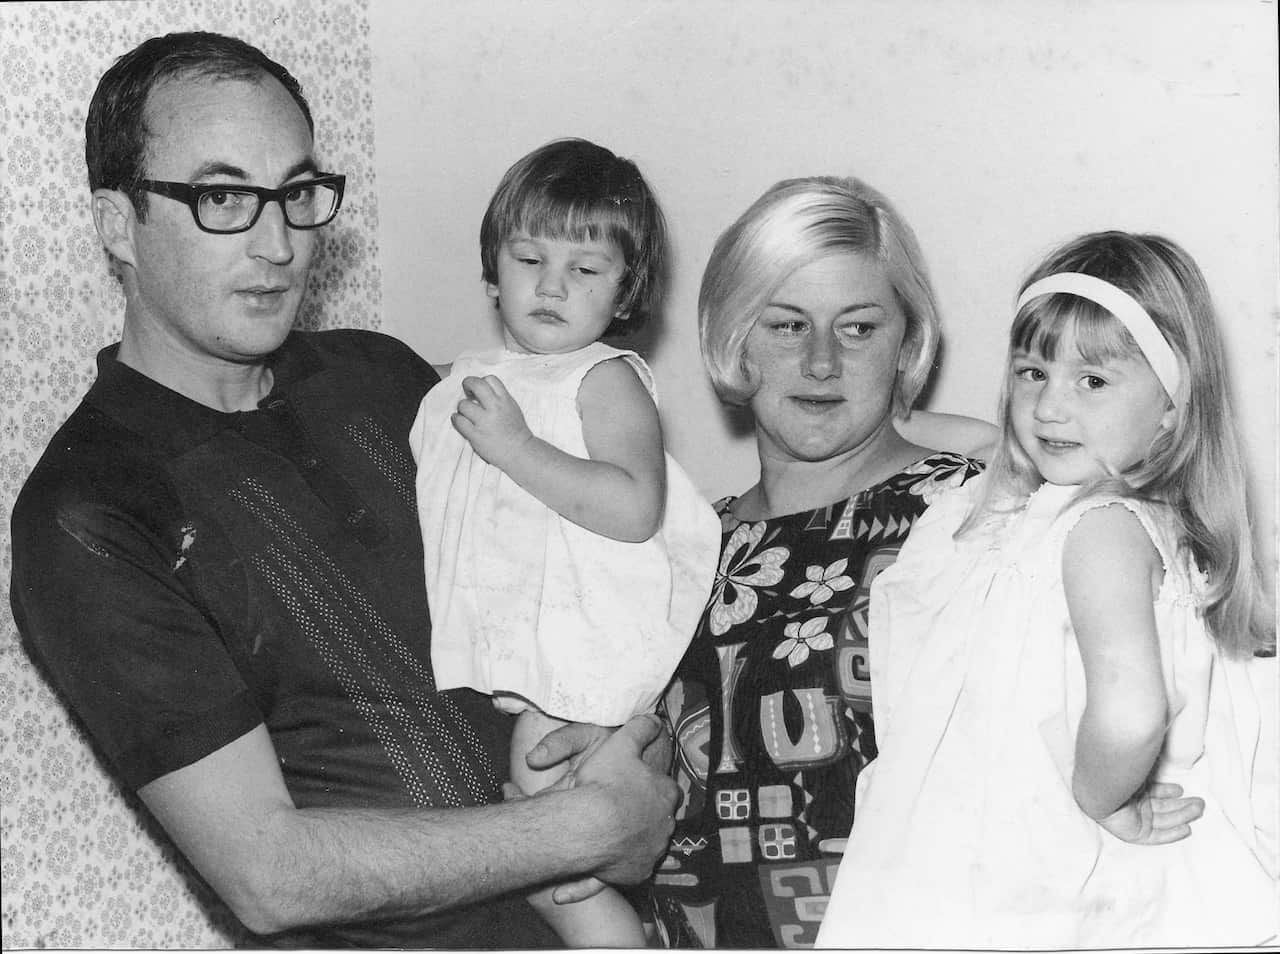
[0,0,383,945]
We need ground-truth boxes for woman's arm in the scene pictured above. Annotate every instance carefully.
[1063,504,1169,821]
[895,410,998,458]
[451,358,666,542]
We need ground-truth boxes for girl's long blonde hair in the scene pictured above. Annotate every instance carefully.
[967,231,1272,658]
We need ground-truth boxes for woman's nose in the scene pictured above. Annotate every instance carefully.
[802,331,841,379]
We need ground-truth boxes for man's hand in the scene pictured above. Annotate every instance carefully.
[527,716,678,887]
[527,715,672,777]
[451,375,532,469]
[522,717,680,901]
[1097,781,1205,845]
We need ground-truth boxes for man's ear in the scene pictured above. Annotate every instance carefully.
[91,188,138,268]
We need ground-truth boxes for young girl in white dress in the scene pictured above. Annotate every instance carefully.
[817,231,1277,950]
[409,139,720,946]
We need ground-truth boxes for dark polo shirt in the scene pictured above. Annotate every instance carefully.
[11,329,557,948]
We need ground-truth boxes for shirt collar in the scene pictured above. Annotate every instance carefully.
[85,333,325,454]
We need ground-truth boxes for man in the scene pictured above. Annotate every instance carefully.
[9,31,677,948]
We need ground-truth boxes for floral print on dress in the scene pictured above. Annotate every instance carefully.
[789,558,854,604]
[706,521,790,635]
[908,453,978,506]
[772,616,835,667]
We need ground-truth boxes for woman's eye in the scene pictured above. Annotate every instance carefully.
[837,323,872,340]
[767,320,807,335]
[575,267,599,276]
[1014,367,1045,382]
[1083,375,1107,390]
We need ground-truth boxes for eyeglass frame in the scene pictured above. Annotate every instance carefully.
[135,173,347,234]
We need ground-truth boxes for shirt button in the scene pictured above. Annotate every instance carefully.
[302,456,319,469]
[346,508,367,525]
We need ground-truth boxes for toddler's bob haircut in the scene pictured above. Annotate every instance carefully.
[480,138,666,335]
[699,176,940,413]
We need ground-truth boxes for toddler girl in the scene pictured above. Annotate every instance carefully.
[817,231,1277,949]
[410,138,720,946]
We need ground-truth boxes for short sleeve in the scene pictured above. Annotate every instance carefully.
[12,469,262,789]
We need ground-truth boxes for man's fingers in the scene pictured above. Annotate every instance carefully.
[525,722,605,771]
[612,712,664,754]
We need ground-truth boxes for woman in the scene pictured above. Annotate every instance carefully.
[648,176,991,948]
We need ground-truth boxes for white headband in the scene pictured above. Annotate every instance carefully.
[1015,272,1182,405]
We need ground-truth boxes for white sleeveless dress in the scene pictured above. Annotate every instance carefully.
[817,476,1278,950]
[409,342,720,725]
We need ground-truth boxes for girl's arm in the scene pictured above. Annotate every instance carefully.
[1063,504,1169,822]
[895,410,998,459]
[451,359,665,543]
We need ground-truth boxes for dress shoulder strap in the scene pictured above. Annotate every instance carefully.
[564,341,657,401]
[1053,493,1184,582]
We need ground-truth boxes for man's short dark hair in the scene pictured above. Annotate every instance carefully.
[85,31,313,220]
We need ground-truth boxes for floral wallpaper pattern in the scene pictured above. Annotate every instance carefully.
[1,1,383,945]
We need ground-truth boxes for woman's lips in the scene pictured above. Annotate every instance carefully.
[790,394,844,411]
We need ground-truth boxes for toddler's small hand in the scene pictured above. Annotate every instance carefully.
[1097,781,1204,846]
[451,375,532,468]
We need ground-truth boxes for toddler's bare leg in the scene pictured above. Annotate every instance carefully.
[511,708,648,948]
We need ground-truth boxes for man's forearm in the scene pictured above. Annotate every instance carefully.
[230,788,615,934]
[140,719,675,936]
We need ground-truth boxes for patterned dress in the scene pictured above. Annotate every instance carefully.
[649,453,984,949]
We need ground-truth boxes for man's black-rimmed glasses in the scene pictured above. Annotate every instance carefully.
[137,174,346,234]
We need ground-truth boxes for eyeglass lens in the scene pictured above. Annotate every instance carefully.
[198,182,341,231]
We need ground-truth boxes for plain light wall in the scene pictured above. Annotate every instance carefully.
[371,0,1279,572]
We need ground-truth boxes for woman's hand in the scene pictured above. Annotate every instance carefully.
[1096,781,1205,845]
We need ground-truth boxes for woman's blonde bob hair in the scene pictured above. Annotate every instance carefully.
[699,176,941,413]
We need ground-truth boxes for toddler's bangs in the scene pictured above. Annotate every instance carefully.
[512,190,636,258]
[1012,294,1142,367]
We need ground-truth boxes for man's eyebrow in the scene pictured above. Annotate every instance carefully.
[187,158,320,183]
[189,161,250,181]
[284,158,320,180]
